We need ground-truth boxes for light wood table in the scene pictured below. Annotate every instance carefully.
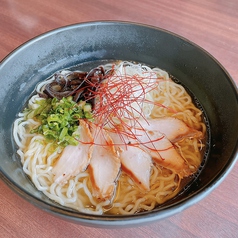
[1,0,237,237]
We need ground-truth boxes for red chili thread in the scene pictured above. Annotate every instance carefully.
[77,65,176,153]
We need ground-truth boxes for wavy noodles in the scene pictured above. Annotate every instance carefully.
[13,61,206,215]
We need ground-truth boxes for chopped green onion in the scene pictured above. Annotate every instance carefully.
[27,96,94,147]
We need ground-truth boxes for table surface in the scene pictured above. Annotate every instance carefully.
[0,0,238,237]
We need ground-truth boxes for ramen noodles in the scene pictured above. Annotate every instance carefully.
[13,61,206,215]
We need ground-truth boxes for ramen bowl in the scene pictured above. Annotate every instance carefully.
[0,21,237,228]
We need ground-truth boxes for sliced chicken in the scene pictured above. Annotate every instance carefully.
[135,117,203,143]
[52,119,94,184]
[109,131,152,191]
[120,146,152,191]
[88,124,121,200]
[135,129,191,177]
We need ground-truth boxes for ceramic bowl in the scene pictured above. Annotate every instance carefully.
[0,21,237,228]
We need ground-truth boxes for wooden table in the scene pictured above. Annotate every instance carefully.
[1,1,238,237]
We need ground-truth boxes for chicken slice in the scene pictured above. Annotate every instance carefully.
[120,146,152,191]
[88,124,121,201]
[135,129,191,177]
[109,131,152,191]
[136,117,203,143]
[52,119,94,184]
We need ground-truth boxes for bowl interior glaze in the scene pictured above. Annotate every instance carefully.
[0,21,237,227]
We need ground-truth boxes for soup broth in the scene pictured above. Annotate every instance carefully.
[13,61,208,215]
